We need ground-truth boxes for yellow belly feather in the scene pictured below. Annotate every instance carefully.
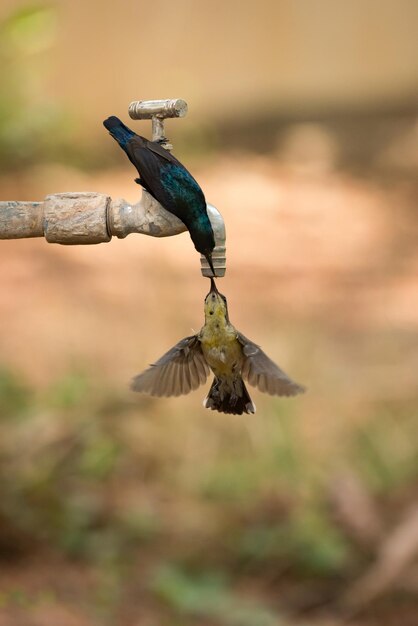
[199,312,243,377]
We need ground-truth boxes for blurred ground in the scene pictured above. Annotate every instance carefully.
[0,153,417,625]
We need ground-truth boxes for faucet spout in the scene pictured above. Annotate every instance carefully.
[201,203,226,278]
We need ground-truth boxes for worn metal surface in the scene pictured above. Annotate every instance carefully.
[44,192,111,244]
[0,201,43,239]
[202,204,226,278]
[128,99,187,121]
[129,99,188,147]
[108,194,186,239]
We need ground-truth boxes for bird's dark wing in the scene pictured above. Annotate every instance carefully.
[125,138,206,223]
[131,335,210,397]
[237,333,305,397]
[125,140,164,183]
[145,139,183,165]
[125,139,177,204]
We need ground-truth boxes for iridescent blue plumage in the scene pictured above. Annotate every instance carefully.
[103,116,135,147]
[103,116,215,273]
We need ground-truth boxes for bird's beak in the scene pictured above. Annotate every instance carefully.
[209,277,219,293]
[205,253,216,278]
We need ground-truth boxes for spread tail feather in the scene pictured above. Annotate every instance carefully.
[204,376,255,415]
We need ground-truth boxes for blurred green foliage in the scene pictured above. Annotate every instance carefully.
[0,364,417,619]
[0,4,73,169]
[351,406,418,493]
[152,565,279,626]
[0,368,32,418]
[236,509,348,576]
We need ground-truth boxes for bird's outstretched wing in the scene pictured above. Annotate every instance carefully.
[131,335,210,397]
[237,333,305,397]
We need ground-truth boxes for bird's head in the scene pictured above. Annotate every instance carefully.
[204,278,229,323]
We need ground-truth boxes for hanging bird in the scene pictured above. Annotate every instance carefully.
[103,115,215,275]
[131,279,305,414]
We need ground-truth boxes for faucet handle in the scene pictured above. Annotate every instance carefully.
[128,99,188,120]
[128,99,188,144]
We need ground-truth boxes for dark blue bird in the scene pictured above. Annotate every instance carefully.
[103,116,215,274]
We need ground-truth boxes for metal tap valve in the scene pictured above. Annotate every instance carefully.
[128,98,187,148]
[128,99,226,277]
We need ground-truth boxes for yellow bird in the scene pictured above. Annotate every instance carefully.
[131,279,305,414]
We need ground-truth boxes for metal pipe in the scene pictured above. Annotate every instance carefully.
[0,194,226,277]
[0,192,186,244]
[0,201,43,239]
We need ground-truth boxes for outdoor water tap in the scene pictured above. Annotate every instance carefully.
[0,99,226,278]
[128,98,188,149]
[128,98,226,277]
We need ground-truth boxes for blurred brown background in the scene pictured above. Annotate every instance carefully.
[0,2,417,625]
